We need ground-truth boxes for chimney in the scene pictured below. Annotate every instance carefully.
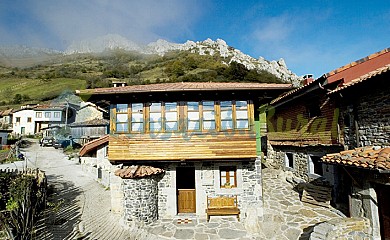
[302,74,314,85]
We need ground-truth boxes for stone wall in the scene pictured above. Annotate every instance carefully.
[156,160,263,221]
[342,77,390,149]
[309,217,371,240]
[123,176,159,224]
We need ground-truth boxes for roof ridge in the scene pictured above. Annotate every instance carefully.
[325,47,390,77]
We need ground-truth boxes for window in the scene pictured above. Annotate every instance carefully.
[27,117,32,122]
[165,102,178,131]
[149,102,162,131]
[116,104,128,132]
[307,102,321,118]
[220,101,233,130]
[36,112,42,118]
[131,103,144,132]
[187,102,200,130]
[54,112,60,118]
[202,101,215,130]
[220,166,237,188]
[16,117,20,123]
[235,101,249,129]
[45,112,51,118]
[285,153,294,169]
[308,155,323,176]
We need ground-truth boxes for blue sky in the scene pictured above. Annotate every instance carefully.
[0,0,389,77]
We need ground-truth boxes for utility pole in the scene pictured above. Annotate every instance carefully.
[65,99,69,130]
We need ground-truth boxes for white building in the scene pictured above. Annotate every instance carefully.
[12,108,35,135]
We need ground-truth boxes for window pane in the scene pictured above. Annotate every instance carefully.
[236,110,248,119]
[221,171,226,177]
[229,176,235,185]
[236,120,249,129]
[116,113,128,122]
[188,112,199,120]
[116,123,128,132]
[221,177,226,186]
[220,101,232,110]
[188,102,199,111]
[221,120,233,130]
[132,113,143,122]
[203,111,215,120]
[150,122,162,131]
[165,112,177,121]
[117,104,128,113]
[150,112,161,121]
[203,121,215,130]
[165,102,177,111]
[150,102,162,112]
[203,101,214,110]
[236,101,247,109]
[166,122,178,130]
[131,122,143,132]
[188,121,200,130]
[132,103,143,112]
[221,110,233,120]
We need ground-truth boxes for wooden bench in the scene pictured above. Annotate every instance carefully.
[206,196,240,222]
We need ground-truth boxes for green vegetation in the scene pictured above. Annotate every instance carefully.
[0,50,284,109]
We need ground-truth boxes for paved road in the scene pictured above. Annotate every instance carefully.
[1,140,133,240]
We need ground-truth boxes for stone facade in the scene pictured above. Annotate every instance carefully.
[156,159,263,221]
[342,82,390,149]
[122,176,159,224]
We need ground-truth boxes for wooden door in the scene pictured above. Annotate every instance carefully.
[178,189,196,213]
[176,167,196,213]
[378,185,390,240]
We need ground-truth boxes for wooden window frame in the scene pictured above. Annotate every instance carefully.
[164,102,179,132]
[27,117,32,123]
[187,101,200,131]
[219,166,237,188]
[130,103,144,133]
[115,104,129,133]
[201,101,216,131]
[16,117,21,123]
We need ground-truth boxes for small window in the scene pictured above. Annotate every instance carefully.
[16,117,20,123]
[149,102,162,132]
[220,101,233,130]
[54,112,61,118]
[131,103,144,132]
[202,101,215,130]
[187,102,200,130]
[308,155,323,176]
[165,102,178,131]
[27,117,32,123]
[36,112,42,118]
[45,112,51,118]
[220,166,237,188]
[105,146,109,157]
[116,104,128,132]
[285,153,294,169]
[235,101,249,129]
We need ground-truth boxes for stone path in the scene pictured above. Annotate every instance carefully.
[1,140,345,239]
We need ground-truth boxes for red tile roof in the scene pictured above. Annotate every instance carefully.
[321,146,390,171]
[76,82,293,95]
[325,48,390,85]
[328,64,390,94]
[114,165,164,179]
[79,135,109,156]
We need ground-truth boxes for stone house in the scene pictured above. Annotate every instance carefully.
[0,109,13,129]
[321,58,390,240]
[266,48,390,239]
[77,82,292,225]
[74,101,108,123]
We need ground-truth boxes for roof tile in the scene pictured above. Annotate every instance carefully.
[114,165,164,179]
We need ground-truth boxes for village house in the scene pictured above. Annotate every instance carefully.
[320,50,390,240]
[12,107,35,135]
[76,82,292,226]
[0,109,13,130]
[69,119,109,145]
[266,48,390,239]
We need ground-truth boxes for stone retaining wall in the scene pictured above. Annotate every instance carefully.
[309,217,371,240]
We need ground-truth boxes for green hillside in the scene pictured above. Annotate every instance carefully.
[0,50,284,109]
